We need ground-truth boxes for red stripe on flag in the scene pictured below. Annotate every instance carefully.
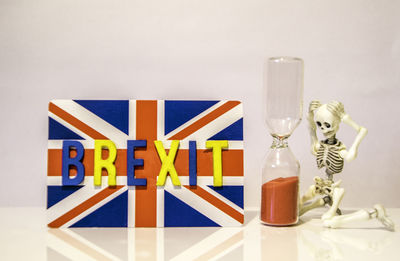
[135,100,158,227]
[49,102,108,140]
[168,101,241,140]
[48,185,125,228]
[184,185,244,224]
[47,149,128,176]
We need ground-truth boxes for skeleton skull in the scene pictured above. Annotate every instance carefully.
[314,104,340,138]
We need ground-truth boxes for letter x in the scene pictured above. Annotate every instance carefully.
[154,140,181,186]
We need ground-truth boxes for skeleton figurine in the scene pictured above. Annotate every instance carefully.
[300,100,395,230]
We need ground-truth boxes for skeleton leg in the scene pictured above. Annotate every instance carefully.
[321,187,344,220]
[324,196,342,215]
[300,198,325,216]
[324,209,369,228]
[323,204,395,231]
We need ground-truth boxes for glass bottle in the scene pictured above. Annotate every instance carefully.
[260,57,304,226]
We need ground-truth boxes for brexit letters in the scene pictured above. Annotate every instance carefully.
[61,140,228,187]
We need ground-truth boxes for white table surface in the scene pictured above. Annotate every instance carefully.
[1,207,399,261]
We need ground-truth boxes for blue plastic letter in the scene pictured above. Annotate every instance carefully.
[62,141,85,186]
[127,140,147,186]
[189,141,197,186]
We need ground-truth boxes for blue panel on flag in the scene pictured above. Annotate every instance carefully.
[48,117,84,140]
[164,100,219,135]
[208,185,244,209]
[71,191,128,227]
[74,100,129,135]
[164,191,220,227]
[47,185,83,209]
[209,118,243,141]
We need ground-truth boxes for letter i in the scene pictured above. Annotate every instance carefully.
[189,141,197,186]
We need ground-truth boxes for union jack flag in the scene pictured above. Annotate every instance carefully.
[47,100,244,227]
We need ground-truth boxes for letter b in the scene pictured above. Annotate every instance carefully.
[62,141,85,186]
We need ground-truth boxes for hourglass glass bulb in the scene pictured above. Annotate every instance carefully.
[265,57,304,138]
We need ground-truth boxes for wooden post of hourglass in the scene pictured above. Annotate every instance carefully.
[261,57,304,226]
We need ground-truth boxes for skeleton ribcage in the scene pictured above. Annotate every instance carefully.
[316,142,344,174]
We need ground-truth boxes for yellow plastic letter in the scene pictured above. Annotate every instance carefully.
[155,140,181,186]
[206,140,228,187]
[94,140,117,186]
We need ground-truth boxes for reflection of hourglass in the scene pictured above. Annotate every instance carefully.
[260,57,304,226]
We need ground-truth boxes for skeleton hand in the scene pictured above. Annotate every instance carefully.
[308,100,322,155]
[313,176,325,194]
[314,176,336,196]
[309,100,322,112]
[328,101,345,119]
[308,100,321,130]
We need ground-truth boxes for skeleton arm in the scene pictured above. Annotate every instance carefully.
[308,101,321,155]
[339,114,368,162]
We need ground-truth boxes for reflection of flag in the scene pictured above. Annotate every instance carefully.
[47,225,246,261]
[47,100,244,227]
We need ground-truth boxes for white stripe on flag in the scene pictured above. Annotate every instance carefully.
[153,140,243,150]
[48,139,243,150]
[48,140,95,149]
[48,111,94,141]
[51,100,128,148]
[164,181,242,227]
[47,176,243,187]
[47,176,128,186]
[154,176,244,186]
[157,186,165,227]
[61,186,128,228]
[128,186,136,228]
[180,103,243,143]
[129,100,136,139]
[47,177,127,223]
[200,185,244,213]
[157,100,165,141]
[163,101,226,140]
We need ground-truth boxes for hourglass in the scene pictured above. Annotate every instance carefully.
[260,57,304,226]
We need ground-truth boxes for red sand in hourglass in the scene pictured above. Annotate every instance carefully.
[261,176,299,225]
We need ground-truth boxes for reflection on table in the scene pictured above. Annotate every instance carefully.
[45,209,398,261]
[0,208,397,260]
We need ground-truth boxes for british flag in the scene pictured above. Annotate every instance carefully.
[47,100,244,227]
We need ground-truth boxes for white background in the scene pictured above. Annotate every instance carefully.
[0,0,399,208]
